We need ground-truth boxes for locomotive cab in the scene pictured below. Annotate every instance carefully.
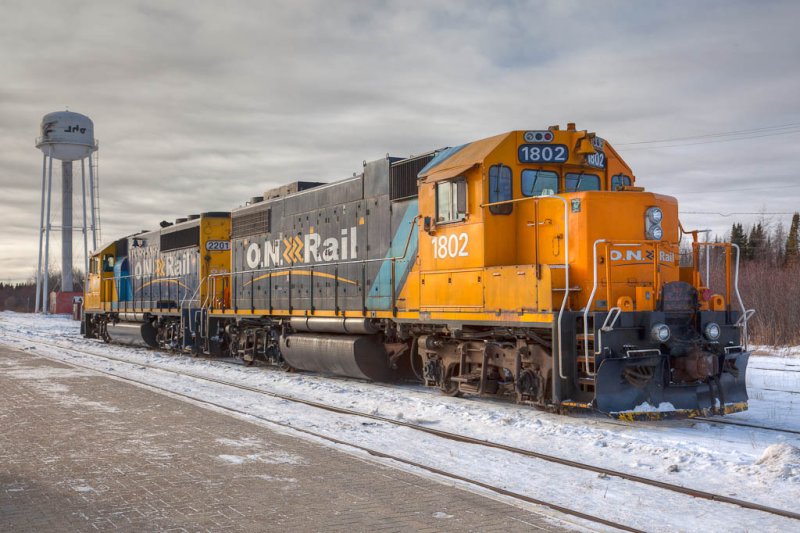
[413,126,752,418]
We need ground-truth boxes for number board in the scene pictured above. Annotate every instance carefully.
[585,136,606,169]
[205,240,231,251]
[518,144,569,164]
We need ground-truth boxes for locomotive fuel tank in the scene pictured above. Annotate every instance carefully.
[279,333,391,381]
[105,320,158,348]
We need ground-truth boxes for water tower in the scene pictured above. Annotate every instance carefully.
[34,111,99,314]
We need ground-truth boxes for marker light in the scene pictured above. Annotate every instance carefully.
[650,323,671,343]
[704,322,721,340]
[524,131,554,143]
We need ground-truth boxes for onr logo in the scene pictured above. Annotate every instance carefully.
[609,249,644,261]
[608,249,676,263]
[245,227,358,269]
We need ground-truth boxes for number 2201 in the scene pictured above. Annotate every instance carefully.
[432,233,468,259]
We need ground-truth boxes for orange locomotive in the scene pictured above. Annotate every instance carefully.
[83,124,753,419]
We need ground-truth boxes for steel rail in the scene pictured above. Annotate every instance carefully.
[693,418,800,436]
[4,334,800,524]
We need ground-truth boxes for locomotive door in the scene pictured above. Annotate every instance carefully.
[419,173,484,312]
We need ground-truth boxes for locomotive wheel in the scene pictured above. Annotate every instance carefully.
[101,321,111,343]
[441,364,462,397]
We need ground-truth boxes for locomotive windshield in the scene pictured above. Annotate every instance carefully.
[565,173,601,192]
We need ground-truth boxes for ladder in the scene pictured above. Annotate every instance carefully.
[576,322,596,393]
[90,151,102,245]
[576,307,622,394]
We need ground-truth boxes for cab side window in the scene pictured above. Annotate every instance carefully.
[488,165,512,215]
[103,254,115,272]
[436,178,467,223]
[611,174,632,191]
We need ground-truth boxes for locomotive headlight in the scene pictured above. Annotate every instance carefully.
[704,322,721,340]
[647,225,664,240]
[646,207,663,224]
[650,323,671,343]
[645,206,664,241]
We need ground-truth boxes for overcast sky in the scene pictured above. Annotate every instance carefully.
[1,0,799,283]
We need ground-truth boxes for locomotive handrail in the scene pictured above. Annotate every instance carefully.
[600,307,622,332]
[594,306,622,370]
[625,348,662,357]
[583,239,608,376]
[181,276,203,310]
[103,273,196,313]
[730,243,753,350]
[584,239,668,376]
[181,276,207,336]
[691,242,753,350]
[735,309,756,326]
[550,196,570,382]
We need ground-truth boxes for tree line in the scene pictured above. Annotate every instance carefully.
[725,212,800,346]
[729,212,800,266]
[0,269,84,312]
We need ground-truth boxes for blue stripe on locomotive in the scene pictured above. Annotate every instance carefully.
[367,198,418,310]
[113,258,133,302]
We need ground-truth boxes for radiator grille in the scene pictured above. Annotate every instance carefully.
[160,227,199,251]
[390,154,434,201]
[232,208,271,239]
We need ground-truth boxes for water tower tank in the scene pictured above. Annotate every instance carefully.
[36,111,96,161]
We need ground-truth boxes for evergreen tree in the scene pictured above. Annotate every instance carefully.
[748,223,766,261]
[787,212,800,264]
[731,223,748,258]
[773,222,787,267]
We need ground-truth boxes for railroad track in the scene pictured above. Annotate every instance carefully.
[4,334,800,529]
[693,417,800,436]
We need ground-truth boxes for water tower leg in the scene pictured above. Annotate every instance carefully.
[43,152,54,314]
[35,153,47,313]
[81,158,89,287]
[88,154,97,251]
[62,161,73,292]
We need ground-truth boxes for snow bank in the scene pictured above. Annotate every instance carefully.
[755,444,800,482]
[752,345,800,358]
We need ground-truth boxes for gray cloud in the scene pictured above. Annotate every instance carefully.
[1,0,799,282]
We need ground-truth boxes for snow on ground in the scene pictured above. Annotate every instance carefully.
[1,312,799,532]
